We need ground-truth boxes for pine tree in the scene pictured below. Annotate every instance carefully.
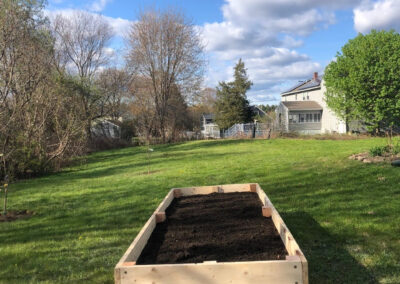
[215,59,253,129]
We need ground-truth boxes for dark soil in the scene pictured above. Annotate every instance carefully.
[0,210,34,222]
[135,192,287,264]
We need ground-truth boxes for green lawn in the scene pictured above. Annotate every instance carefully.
[1,138,400,283]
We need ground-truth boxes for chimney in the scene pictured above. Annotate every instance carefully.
[313,72,318,81]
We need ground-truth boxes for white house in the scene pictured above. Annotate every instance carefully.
[91,119,121,139]
[200,106,269,138]
[201,113,220,138]
[276,72,347,134]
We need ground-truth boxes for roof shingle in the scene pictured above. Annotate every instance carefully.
[281,101,322,110]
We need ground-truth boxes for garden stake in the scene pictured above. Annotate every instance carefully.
[147,144,150,175]
[3,183,8,215]
[3,175,8,215]
[147,145,154,175]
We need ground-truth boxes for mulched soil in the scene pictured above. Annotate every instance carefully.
[136,192,287,264]
[0,210,34,222]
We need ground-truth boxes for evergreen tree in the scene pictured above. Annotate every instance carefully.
[215,59,253,129]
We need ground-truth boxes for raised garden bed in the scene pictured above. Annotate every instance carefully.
[115,184,308,284]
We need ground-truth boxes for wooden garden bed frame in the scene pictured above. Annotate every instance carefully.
[115,183,308,284]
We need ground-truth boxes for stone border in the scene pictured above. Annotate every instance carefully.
[349,152,400,164]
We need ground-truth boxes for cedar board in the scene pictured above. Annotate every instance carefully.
[115,183,308,284]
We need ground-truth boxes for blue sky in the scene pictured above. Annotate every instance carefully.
[47,0,400,105]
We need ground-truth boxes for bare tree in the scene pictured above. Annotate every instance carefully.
[129,78,157,142]
[96,67,131,121]
[0,0,87,180]
[126,8,205,142]
[51,11,114,138]
[0,0,50,178]
[188,87,217,131]
[166,86,191,141]
[52,10,113,80]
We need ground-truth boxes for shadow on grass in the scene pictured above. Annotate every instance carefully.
[19,151,248,186]
[159,139,254,151]
[281,212,378,284]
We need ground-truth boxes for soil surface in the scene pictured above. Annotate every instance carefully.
[0,210,34,222]
[136,192,287,264]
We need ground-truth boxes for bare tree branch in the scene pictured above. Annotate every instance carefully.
[126,8,205,142]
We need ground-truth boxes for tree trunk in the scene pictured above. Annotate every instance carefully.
[159,117,166,143]
[86,120,92,141]
[3,187,7,215]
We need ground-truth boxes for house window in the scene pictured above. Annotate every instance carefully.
[295,113,321,123]
[314,113,321,122]
[289,114,298,123]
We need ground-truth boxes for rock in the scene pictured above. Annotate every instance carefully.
[372,156,385,163]
[363,159,372,163]
[357,156,365,161]
[391,160,400,167]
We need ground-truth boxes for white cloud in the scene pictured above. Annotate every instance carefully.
[45,9,132,38]
[89,0,112,13]
[221,1,336,36]
[354,0,400,33]
[103,15,132,38]
[103,47,115,57]
[246,89,277,104]
[202,0,338,104]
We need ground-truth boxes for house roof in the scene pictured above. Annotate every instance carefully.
[281,101,322,111]
[282,75,322,95]
[202,113,215,120]
[250,105,267,116]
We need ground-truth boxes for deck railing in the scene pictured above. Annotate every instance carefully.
[223,123,273,138]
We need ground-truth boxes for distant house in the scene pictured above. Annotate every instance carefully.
[250,105,268,118]
[201,106,270,138]
[201,113,220,138]
[91,119,121,139]
[276,72,347,134]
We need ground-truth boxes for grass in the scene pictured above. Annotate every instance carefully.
[1,138,400,283]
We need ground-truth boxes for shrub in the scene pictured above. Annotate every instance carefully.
[393,143,400,155]
[369,145,390,156]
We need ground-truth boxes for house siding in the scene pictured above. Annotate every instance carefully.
[289,122,321,131]
[201,114,220,138]
[280,80,346,134]
[276,103,289,132]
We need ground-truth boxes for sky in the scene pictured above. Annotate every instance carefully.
[46,0,400,105]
